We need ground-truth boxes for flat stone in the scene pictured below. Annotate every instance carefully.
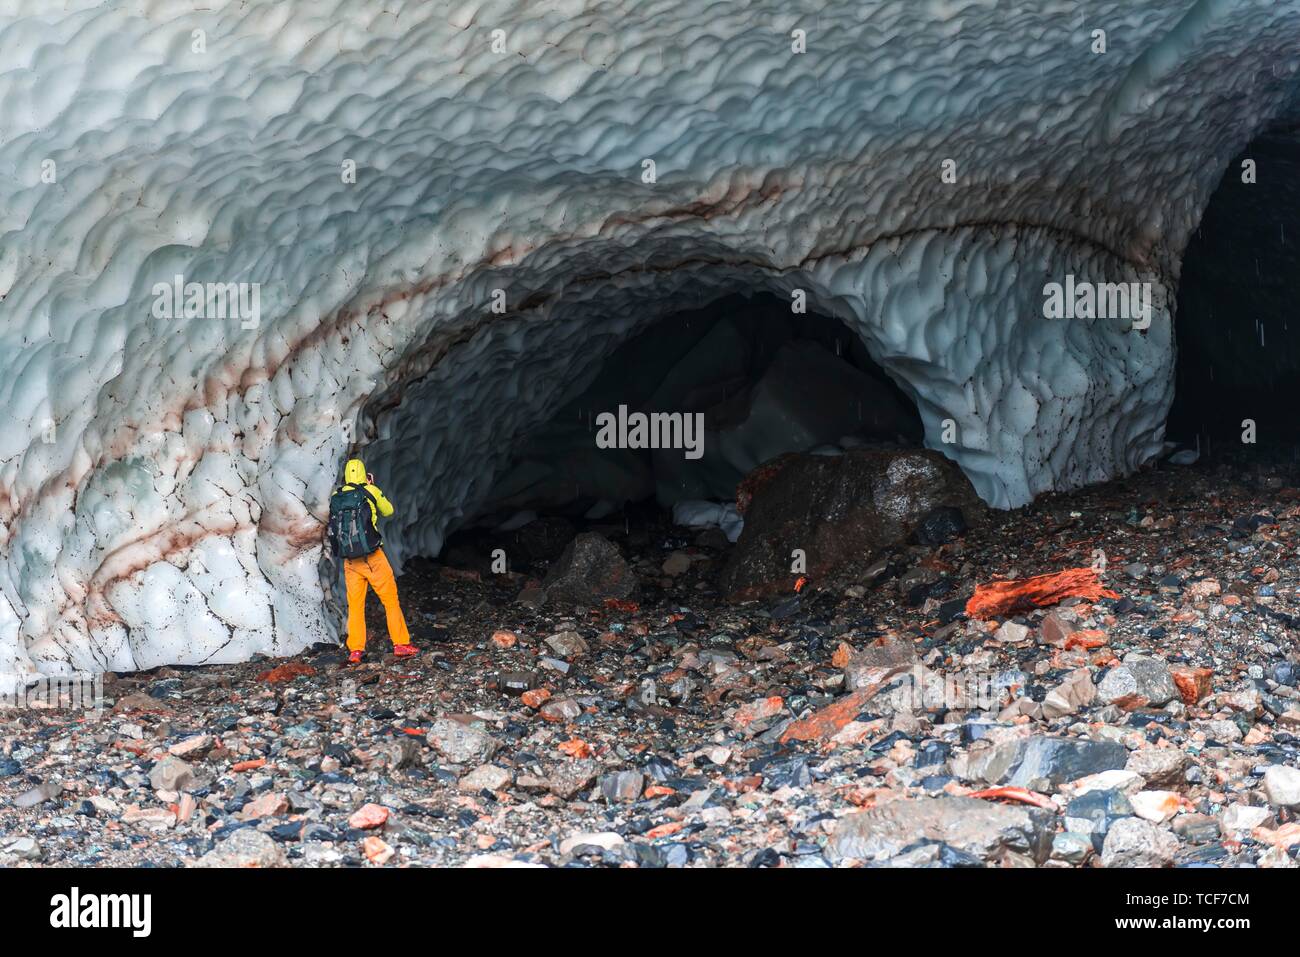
[973,735,1129,790]
[240,791,288,820]
[191,828,287,868]
[1221,803,1271,834]
[121,805,176,828]
[2,836,42,861]
[168,734,213,758]
[547,759,599,799]
[13,781,61,808]
[559,831,625,855]
[1173,813,1220,844]
[843,640,919,692]
[540,696,584,722]
[828,796,1054,864]
[545,630,590,658]
[459,764,513,792]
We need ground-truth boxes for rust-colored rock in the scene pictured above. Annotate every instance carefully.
[256,661,316,683]
[1171,665,1213,705]
[831,641,856,668]
[521,688,551,709]
[348,803,390,830]
[363,836,395,864]
[966,568,1118,620]
[780,688,878,744]
[732,696,784,728]
[1064,629,1108,650]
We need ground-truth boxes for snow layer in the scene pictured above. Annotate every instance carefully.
[0,0,1298,680]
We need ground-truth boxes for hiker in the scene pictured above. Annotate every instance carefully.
[327,458,415,663]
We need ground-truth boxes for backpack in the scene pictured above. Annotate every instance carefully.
[327,484,382,559]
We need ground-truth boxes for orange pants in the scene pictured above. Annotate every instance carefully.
[343,548,410,651]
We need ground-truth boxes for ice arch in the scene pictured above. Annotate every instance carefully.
[0,0,1297,681]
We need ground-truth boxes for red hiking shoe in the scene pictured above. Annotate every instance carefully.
[348,650,364,664]
[392,643,417,658]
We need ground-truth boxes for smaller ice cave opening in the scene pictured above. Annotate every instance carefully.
[1168,96,1300,459]
[432,291,924,574]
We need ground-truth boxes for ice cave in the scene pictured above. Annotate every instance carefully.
[0,0,1299,687]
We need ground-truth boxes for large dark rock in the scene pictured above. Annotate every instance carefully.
[542,532,639,607]
[720,448,984,600]
[971,735,1130,790]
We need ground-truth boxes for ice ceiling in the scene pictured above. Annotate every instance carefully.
[0,0,1298,681]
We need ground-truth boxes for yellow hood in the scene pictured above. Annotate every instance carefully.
[343,458,366,484]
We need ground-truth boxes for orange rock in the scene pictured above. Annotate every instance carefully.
[831,641,856,668]
[491,630,518,649]
[231,758,267,772]
[1171,665,1213,705]
[241,791,288,820]
[1110,693,1150,712]
[723,775,762,794]
[966,567,1119,619]
[644,785,676,798]
[646,821,685,839]
[256,661,316,683]
[1064,629,1108,650]
[521,688,551,708]
[733,696,784,727]
[348,803,390,830]
[966,786,1059,812]
[363,836,395,865]
[780,688,878,744]
[557,738,593,759]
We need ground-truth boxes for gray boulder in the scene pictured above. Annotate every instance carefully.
[828,796,1054,864]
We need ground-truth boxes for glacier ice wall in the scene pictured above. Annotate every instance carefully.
[0,0,1298,681]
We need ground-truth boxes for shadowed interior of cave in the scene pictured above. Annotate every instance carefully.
[434,291,924,572]
[1168,95,1300,454]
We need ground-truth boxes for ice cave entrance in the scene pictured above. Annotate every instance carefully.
[439,291,924,565]
[1168,97,1300,454]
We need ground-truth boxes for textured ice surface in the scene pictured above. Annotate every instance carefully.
[0,0,1298,680]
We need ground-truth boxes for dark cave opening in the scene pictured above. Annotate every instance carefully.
[1168,97,1300,458]
[438,291,925,574]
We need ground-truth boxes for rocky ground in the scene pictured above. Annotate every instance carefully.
[5,453,1300,868]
